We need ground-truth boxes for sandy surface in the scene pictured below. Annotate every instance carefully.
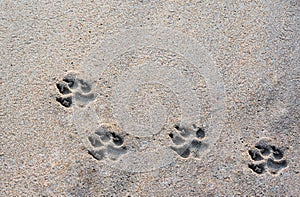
[1,0,299,196]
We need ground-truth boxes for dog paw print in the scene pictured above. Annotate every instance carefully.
[168,124,208,159]
[87,126,127,161]
[248,138,288,175]
[55,73,96,108]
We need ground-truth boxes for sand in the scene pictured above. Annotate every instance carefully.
[1,0,299,196]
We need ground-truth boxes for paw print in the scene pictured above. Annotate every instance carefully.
[248,138,288,175]
[168,124,208,159]
[55,73,96,108]
[87,125,127,161]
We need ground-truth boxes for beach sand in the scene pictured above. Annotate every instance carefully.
[1,1,299,196]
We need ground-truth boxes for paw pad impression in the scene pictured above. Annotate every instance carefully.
[88,125,127,161]
[55,73,96,108]
[248,138,288,175]
[169,124,208,160]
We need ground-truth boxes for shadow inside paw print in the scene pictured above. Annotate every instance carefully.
[88,126,127,161]
[55,73,96,108]
[169,124,208,159]
[248,138,288,175]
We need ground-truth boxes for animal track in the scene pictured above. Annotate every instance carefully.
[248,138,288,175]
[88,126,127,161]
[55,73,96,108]
[169,124,208,159]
